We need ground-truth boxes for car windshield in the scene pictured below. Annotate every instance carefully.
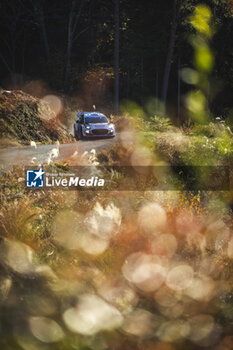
[85,116,108,124]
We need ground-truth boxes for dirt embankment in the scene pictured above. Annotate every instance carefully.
[0,90,74,147]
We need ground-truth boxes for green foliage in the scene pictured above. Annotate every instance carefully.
[153,119,233,166]
[121,99,172,133]
[182,132,232,166]
[149,115,173,132]
[191,122,216,137]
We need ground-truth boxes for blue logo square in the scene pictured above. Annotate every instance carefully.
[26,169,44,188]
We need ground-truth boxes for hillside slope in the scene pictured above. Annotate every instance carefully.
[0,90,73,146]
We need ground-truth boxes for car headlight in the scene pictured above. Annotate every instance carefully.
[86,125,91,129]
[109,123,114,129]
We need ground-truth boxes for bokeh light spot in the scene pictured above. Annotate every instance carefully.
[166,265,193,291]
[29,316,64,343]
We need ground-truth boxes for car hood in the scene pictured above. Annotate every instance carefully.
[86,123,111,128]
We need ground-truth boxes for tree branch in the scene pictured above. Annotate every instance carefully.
[73,0,84,34]
[73,26,88,42]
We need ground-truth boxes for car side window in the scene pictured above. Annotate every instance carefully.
[80,114,84,124]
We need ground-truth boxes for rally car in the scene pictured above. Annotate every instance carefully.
[74,112,116,140]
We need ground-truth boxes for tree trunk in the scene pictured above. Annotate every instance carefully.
[64,9,73,92]
[114,0,120,114]
[155,62,159,113]
[31,1,50,63]
[177,50,181,124]
[161,0,180,110]
[127,65,130,98]
[141,55,144,104]
[64,1,87,93]
[38,2,50,63]
[11,30,17,87]
[21,36,26,85]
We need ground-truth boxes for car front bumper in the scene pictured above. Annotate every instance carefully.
[83,128,116,137]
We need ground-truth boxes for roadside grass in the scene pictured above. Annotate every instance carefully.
[141,120,233,166]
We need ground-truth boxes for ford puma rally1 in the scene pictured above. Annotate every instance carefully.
[74,112,116,140]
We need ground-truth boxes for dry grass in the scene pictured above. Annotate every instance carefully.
[0,198,41,242]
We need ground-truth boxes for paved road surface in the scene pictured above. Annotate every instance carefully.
[0,132,131,170]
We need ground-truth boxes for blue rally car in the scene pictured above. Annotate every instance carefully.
[74,112,116,140]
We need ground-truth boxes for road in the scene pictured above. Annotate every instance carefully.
[0,132,131,170]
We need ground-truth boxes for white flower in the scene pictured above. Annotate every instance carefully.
[30,141,37,149]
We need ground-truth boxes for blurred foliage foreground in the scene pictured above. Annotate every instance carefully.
[0,127,233,350]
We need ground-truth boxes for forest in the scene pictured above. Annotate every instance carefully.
[0,0,233,121]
